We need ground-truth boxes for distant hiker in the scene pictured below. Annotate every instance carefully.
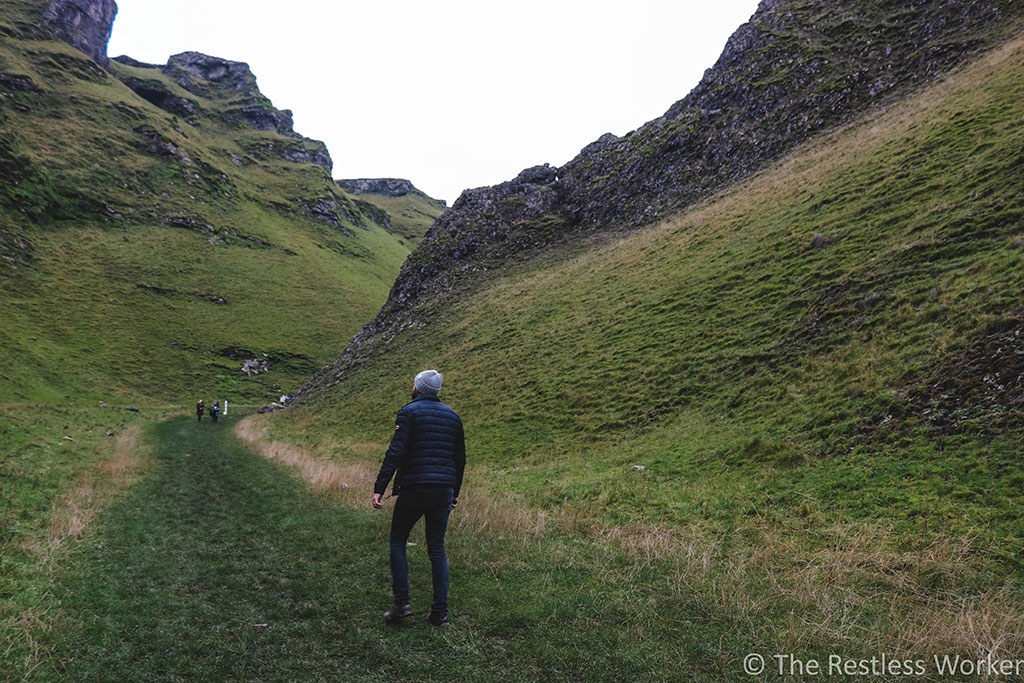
[210,401,220,424]
[372,369,465,627]
[196,399,204,423]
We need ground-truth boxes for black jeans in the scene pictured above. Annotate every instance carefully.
[389,486,454,614]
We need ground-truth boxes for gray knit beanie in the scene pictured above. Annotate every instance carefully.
[414,369,443,394]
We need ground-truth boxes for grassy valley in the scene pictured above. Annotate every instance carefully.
[3,0,1024,678]
[0,1,437,675]
[0,1,414,405]
[271,33,1024,661]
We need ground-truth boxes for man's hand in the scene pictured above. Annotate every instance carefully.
[451,497,458,510]
[372,493,384,509]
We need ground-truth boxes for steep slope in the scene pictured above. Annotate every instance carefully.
[281,25,1024,564]
[316,0,1022,358]
[0,0,412,402]
[336,178,445,245]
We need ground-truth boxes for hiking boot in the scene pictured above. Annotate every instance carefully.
[383,604,412,624]
[426,611,450,627]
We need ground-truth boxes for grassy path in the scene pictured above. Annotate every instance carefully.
[40,415,726,681]
[45,415,393,680]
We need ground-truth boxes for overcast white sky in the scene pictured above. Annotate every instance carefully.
[107,1,760,203]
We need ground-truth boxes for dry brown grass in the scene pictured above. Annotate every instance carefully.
[27,426,150,568]
[234,415,375,507]
[6,425,152,673]
[241,415,1024,661]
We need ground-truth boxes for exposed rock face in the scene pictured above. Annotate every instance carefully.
[299,194,390,232]
[159,52,302,137]
[111,55,160,69]
[298,0,1023,399]
[556,0,1013,232]
[112,51,333,169]
[163,51,256,94]
[337,178,417,197]
[119,76,197,118]
[372,163,563,313]
[230,105,297,137]
[42,0,117,68]
[282,142,332,169]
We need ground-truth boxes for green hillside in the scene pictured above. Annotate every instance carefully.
[275,33,1024,644]
[0,2,411,404]
[336,179,446,245]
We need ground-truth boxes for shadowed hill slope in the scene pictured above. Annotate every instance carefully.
[0,0,415,402]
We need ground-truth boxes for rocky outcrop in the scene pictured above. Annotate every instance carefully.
[119,76,197,118]
[111,55,160,69]
[227,104,298,137]
[373,164,563,313]
[298,0,1023,400]
[337,178,417,197]
[158,52,302,137]
[162,51,257,95]
[387,0,1018,310]
[282,142,332,169]
[42,0,117,69]
[112,51,334,168]
[299,193,390,232]
[555,0,1013,232]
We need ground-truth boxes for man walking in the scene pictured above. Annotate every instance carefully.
[372,369,465,627]
[196,399,204,423]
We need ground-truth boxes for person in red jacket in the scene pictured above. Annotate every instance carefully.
[372,369,465,627]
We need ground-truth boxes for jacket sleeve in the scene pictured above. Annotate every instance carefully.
[374,408,411,495]
[453,418,466,499]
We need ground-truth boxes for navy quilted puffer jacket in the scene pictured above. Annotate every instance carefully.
[374,393,466,497]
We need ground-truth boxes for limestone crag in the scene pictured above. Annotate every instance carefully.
[162,51,256,94]
[389,0,1019,310]
[282,142,332,168]
[158,52,302,138]
[337,178,417,197]
[297,0,1024,400]
[43,3,309,149]
[112,52,332,170]
[300,195,390,233]
[380,164,562,312]
[42,0,116,68]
